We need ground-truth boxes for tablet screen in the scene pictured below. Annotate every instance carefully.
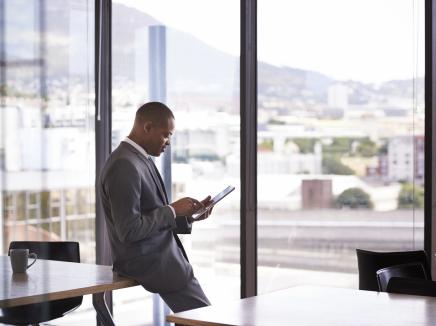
[192,185,235,217]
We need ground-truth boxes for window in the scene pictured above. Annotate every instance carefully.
[257,0,424,293]
[1,0,95,256]
[1,0,431,324]
[111,1,240,323]
[0,1,95,319]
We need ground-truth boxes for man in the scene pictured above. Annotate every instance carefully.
[99,102,211,313]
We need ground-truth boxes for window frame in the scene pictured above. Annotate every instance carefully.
[95,0,433,304]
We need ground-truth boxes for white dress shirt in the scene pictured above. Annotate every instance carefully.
[122,137,176,217]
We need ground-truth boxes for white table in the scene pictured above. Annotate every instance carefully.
[167,285,436,325]
[0,255,138,325]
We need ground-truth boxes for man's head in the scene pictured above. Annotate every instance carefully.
[129,102,175,157]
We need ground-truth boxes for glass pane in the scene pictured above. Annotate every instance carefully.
[112,1,240,324]
[0,0,96,322]
[258,0,424,293]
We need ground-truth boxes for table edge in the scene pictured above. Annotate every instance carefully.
[0,278,138,308]
[166,315,235,326]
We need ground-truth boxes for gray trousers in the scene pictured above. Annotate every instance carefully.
[159,276,210,313]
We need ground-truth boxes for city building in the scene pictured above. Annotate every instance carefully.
[388,135,425,184]
[302,179,332,209]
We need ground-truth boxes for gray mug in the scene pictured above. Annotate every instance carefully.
[9,249,37,273]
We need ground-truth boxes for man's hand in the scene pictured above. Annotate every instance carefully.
[187,195,214,223]
[170,197,205,217]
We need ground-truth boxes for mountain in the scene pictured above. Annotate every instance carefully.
[111,3,424,109]
[258,63,332,102]
[112,3,333,101]
[4,1,422,112]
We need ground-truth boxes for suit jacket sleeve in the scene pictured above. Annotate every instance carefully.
[105,159,177,243]
[174,216,192,234]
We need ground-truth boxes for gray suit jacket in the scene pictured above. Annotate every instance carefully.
[99,142,193,293]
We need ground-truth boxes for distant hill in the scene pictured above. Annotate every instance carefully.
[111,3,423,109]
[6,2,422,111]
[258,63,332,102]
[111,3,335,103]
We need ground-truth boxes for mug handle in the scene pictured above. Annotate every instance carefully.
[27,253,37,269]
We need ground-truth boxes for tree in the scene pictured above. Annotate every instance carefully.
[322,156,355,175]
[292,138,317,154]
[335,187,373,209]
[398,183,424,209]
[323,137,352,155]
[356,138,377,157]
[378,142,388,155]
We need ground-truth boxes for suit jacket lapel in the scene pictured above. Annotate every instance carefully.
[145,158,169,205]
[122,143,168,205]
[151,162,170,203]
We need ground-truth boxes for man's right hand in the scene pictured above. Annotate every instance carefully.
[170,197,205,217]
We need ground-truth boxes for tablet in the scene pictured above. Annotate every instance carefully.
[192,185,235,218]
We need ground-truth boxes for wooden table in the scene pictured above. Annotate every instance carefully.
[167,285,436,326]
[0,255,137,326]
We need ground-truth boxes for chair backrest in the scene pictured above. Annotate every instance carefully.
[386,277,436,297]
[9,241,80,262]
[356,249,430,291]
[1,241,82,325]
[376,262,429,292]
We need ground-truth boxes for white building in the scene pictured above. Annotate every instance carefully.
[387,136,423,183]
[257,149,322,175]
[3,106,94,172]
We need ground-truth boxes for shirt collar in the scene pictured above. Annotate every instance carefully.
[122,137,150,159]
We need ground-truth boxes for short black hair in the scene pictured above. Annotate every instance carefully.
[135,102,175,126]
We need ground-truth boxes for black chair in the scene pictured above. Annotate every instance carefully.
[376,262,429,292]
[356,249,430,291]
[386,277,436,297]
[0,241,83,325]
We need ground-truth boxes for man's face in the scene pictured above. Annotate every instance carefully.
[146,117,175,157]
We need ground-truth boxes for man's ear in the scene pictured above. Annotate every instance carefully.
[143,121,153,133]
